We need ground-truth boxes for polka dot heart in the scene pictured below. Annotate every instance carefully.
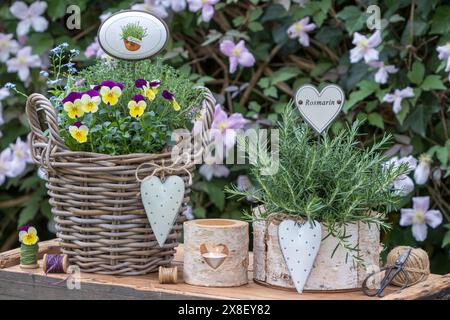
[141,175,185,247]
[278,219,321,293]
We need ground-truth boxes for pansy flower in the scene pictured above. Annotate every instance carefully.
[96,80,123,106]
[80,90,101,113]
[135,79,161,101]
[128,94,147,119]
[62,92,84,119]
[19,226,39,245]
[162,90,180,111]
[69,121,89,143]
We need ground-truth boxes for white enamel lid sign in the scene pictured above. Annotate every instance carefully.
[98,10,169,61]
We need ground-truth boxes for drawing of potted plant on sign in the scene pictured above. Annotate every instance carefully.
[121,22,148,51]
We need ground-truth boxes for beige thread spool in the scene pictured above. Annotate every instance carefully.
[159,266,178,284]
[386,246,430,287]
[42,253,69,273]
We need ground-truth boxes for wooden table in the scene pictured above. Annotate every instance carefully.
[0,240,448,300]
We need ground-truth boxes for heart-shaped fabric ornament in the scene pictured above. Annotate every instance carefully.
[278,219,321,293]
[141,175,185,247]
[295,84,345,134]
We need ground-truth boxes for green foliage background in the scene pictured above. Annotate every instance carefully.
[0,0,448,274]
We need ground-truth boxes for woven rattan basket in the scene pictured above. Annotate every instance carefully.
[26,88,215,275]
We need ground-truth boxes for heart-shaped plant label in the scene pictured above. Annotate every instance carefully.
[200,243,229,270]
[278,219,321,293]
[295,84,345,134]
[141,176,185,247]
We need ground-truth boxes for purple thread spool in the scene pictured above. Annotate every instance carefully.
[43,254,69,274]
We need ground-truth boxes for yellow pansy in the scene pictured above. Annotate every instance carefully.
[171,99,181,111]
[128,95,147,118]
[63,99,84,119]
[143,85,158,101]
[19,227,39,245]
[80,93,101,113]
[100,86,122,106]
[69,125,89,143]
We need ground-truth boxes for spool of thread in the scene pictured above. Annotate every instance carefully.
[20,243,39,269]
[386,246,430,287]
[43,254,69,273]
[159,266,178,284]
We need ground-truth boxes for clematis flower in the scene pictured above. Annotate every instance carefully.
[414,153,431,185]
[135,79,161,101]
[161,0,187,12]
[219,40,255,74]
[10,1,48,36]
[0,148,13,186]
[211,105,248,151]
[80,90,101,114]
[436,43,450,72]
[0,87,10,127]
[0,33,19,63]
[182,205,194,220]
[10,136,33,168]
[368,61,398,84]
[384,155,417,196]
[383,87,414,114]
[199,164,230,181]
[6,46,41,82]
[62,92,84,119]
[287,17,316,47]
[97,80,123,106]
[350,30,382,64]
[400,196,443,242]
[187,0,219,22]
[19,226,39,245]
[69,122,89,144]
[132,0,168,19]
[162,90,181,111]
[237,175,257,202]
[128,94,147,119]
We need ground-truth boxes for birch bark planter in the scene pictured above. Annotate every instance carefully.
[183,219,249,287]
[252,207,380,291]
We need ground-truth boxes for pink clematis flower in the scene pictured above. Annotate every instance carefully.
[400,196,443,242]
[368,61,398,84]
[436,43,450,72]
[350,30,382,64]
[287,17,316,47]
[384,155,417,196]
[161,0,187,12]
[414,154,431,185]
[187,0,219,23]
[383,87,414,114]
[219,40,255,74]
[84,37,104,59]
[0,33,19,63]
[132,0,168,19]
[211,105,248,151]
[6,46,41,82]
[10,1,48,36]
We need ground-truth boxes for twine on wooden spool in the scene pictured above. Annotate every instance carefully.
[386,246,430,287]
[159,266,178,284]
[20,243,39,269]
[43,254,69,273]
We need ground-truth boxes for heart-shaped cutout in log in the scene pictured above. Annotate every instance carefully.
[200,243,229,269]
[295,84,345,134]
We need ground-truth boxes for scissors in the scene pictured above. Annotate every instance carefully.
[362,248,412,297]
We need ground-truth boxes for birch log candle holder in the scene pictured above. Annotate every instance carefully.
[183,219,249,287]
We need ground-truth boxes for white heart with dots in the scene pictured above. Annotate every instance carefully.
[141,175,185,247]
[278,219,321,293]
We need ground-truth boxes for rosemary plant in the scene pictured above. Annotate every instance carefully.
[227,103,409,261]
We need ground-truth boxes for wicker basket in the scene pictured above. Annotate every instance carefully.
[26,88,216,275]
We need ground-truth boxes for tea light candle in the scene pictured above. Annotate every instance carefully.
[201,247,228,270]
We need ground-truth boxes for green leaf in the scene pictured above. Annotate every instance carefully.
[207,184,225,211]
[232,16,245,27]
[430,6,450,34]
[47,0,70,21]
[343,81,379,112]
[249,101,261,112]
[257,77,270,89]
[264,86,278,98]
[17,203,39,227]
[336,6,368,33]
[249,8,264,21]
[193,207,206,219]
[407,61,425,85]
[442,228,450,248]
[270,67,300,84]
[27,33,54,55]
[368,113,384,129]
[421,75,446,91]
[248,21,264,32]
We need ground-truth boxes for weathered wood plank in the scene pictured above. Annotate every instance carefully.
[382,274,450,300]
[0,239,60,269]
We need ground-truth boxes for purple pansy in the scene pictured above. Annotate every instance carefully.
[162,90,174,100]
[132,94,145,102]
[19,225,30,232]
[135,79,147,88]
[73,121,82,128]
[82,89,99,98]
[62,91,82,104]
[149,80,161,87]
[95,80,124,90]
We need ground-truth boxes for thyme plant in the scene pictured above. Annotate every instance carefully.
[228,104,409,261]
